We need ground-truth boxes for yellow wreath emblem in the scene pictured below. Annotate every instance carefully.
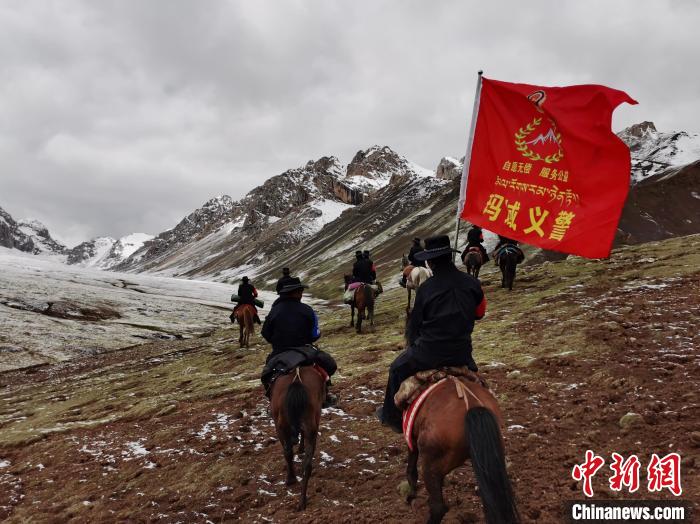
[514,116,564,164]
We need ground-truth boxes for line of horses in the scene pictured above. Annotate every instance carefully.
[265,248,522,523]
[231,245,523,522]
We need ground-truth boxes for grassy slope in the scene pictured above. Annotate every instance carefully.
[0,234,698,522]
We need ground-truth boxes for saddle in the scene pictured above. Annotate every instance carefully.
[397,368,489,451]
[495,244,524,264]
[230,303,257,323]
[394,366,488,411]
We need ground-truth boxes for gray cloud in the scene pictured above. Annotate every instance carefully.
[1,0,697,246]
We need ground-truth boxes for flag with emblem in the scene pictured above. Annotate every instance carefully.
[458,76,637,258]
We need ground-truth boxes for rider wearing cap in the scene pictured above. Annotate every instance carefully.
[376,235,487,433]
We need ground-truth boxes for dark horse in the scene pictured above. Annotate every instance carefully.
[344,275,375,334]
[498,247,520,290]
[404,378,519,523]
[462,247,483,279]
[270,366,325,510]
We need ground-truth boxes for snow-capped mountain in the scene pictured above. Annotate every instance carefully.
[0,208,66,256]
[619,121,700,183]
[66,233,154,269]
[115,146,431,278]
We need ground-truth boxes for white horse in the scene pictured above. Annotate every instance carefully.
[401,254,432,316]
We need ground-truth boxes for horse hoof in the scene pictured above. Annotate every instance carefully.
[286,477,298,486]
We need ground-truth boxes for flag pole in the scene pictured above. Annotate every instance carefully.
[453,70,483,262]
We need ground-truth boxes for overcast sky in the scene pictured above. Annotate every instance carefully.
[1,0,698,246]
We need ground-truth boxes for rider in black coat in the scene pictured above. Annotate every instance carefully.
[261,278,337,405]
[377,236,487,433]
[275,267,295,294]
[464,225,489,263]
[493,235,524,265]
[407,238,426,268]
[237,277,257,305]
[353,257,374,284]
[363,250,376,282]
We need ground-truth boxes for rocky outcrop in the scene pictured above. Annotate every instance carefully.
[618,122,700,183]
[436,156,463,180]
[617,160,700,244]
[346,146,413,189]
[0,208,65,255]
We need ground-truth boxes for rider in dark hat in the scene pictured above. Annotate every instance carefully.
[376,235,487,433]
[236,276,261,324]
[464,224,489,263]
[261,278,338,406]
[352,250,374,284]
[407,237,426,268]
[493,235,524,265]
[275,267,295,294]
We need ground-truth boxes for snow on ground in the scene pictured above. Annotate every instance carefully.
[311,199,354,227]
[116,233,154,260]
[408,161,435,178]
[0,248,277,372]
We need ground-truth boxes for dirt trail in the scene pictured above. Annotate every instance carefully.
[1,236,699,523]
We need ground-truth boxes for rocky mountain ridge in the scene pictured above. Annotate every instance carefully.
[113,145,430,277]
[2,123,699,290]
[0,209,66,256]
[66,233,154,269]
[618,121,700,183]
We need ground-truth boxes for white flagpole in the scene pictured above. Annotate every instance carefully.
[453,70,483,262]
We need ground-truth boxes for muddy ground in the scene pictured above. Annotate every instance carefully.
[1,235,699,523]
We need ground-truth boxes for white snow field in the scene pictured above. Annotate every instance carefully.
[0,248,277,372]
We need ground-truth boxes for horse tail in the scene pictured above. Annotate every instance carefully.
[466,407,520,524]
[285,379,308,441]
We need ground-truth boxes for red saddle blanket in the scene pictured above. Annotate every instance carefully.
[402,379,447,451]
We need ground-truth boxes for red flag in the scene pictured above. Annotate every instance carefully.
[460,77,637,258]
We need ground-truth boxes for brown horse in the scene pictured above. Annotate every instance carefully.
[462,247,483,279]
[404,379,519,523]
[234,304,255,348]
[352,283,375,333]
[270,366,326,510]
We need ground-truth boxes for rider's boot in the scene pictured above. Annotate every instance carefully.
[374,406,403,434]
[322,381,338,408]
[254,314,262,325]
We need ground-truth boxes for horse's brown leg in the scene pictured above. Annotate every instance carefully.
[406,449,419,503]
[423,459,448,524]
[277,426,297,486]
[356,308,362,333]
[298,433,305,455]
[298,431,316,511]
[350,304,355,327]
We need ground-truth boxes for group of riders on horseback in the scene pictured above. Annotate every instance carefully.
[229,227,522,522]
